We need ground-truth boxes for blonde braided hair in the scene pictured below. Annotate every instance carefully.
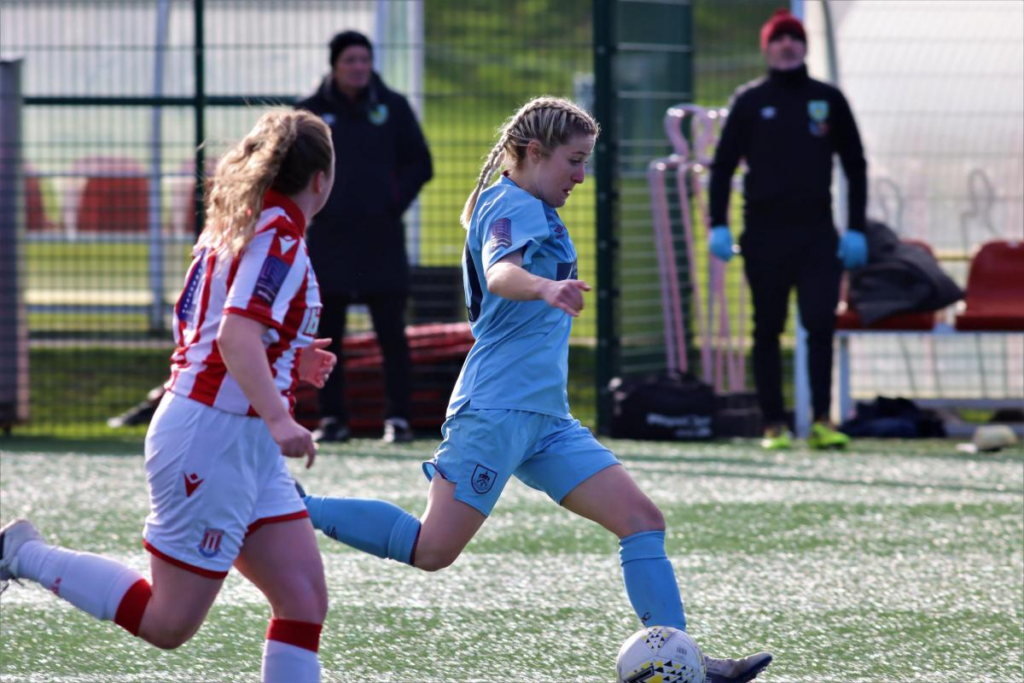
[460,96,599,228]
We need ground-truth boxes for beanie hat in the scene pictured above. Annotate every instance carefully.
[760,9,806,51]
[329,30,373,67]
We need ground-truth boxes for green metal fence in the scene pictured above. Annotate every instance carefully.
[5,0,841,438]
[1,0,604,437]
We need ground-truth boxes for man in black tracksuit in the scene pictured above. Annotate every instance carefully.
[297,31,433,443]
[708,9,867,450]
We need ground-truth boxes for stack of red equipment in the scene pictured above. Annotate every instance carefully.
[294,322,475,433]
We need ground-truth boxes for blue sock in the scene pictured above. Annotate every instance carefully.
[303,496,420,565]
[619,530,686,630]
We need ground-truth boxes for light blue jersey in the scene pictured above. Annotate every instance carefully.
[448,175,579,418]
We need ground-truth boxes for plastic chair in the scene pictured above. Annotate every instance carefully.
[25,174,55,232]
[955,240,1024,331]
[70,157,148,233]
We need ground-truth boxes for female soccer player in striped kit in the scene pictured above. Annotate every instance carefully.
[1,110,338,683]
[297,96,772,683]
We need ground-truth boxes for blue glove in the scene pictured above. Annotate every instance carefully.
[837,230,868,270]
[709,226,734,262]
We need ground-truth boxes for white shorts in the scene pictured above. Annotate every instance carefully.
[142,392,308,578]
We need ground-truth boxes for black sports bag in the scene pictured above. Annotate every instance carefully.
[609,373,715,441]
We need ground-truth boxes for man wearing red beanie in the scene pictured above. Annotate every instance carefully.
[708,8,868,450]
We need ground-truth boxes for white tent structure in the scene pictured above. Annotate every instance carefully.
[799,0,1023,433]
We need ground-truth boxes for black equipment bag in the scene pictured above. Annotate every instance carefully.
[609,373,715,441]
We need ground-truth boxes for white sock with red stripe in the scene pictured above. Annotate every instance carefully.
[15,540,152,635]
[262,618,322,683]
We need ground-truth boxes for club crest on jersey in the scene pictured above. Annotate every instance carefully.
[471,464,497,494]
[809,100,829,122]
[808,101,830,137]
[198,528,224,558]
[554,223,567,239]
[490,217,512,250]
[321,113,336,127]
[254,255,288,304]
[369,103,389,125]
[761,105,777,120]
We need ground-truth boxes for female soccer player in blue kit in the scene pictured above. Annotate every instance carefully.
[299,96,771,683]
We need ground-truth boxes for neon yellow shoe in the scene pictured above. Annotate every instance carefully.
[808,422,850,450]
[760,429,792,450]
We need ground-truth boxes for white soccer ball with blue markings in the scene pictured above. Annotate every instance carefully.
[616,626,706,683]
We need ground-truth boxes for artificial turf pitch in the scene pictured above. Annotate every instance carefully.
[1,436,1021,682]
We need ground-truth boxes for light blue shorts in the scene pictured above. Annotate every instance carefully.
[422,408,620,516]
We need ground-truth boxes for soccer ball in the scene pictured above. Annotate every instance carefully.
[616,626,706,683]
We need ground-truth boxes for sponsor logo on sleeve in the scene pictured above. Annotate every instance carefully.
[254,256,289,305]
[177,253,207,321]
[490,217,512,250]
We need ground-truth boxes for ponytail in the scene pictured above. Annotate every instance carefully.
[203,110,332,255]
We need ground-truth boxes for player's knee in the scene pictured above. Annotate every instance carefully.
[413,545,460,572]
[275,575,329,623]
[143,616,201,650]
[624,500,666,537]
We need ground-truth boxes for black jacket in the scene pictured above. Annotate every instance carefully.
[709,65,867,233]
[297,73,433,294]
[849,220,963,325]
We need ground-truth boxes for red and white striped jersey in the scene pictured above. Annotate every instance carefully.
[165,190,322,416]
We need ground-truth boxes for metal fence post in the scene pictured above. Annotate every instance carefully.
[193,0,206,239]
[0,58,29,431]
[593,0,618,434]
[148,0,171,331]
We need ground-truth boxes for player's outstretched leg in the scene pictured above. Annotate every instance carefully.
[1,518,224,650]
[298,475,485,573]
[300,491,422,565]
[1,518,154,636]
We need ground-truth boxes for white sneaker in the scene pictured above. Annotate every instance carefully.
[0,519,42,591]
[704,652,773,683]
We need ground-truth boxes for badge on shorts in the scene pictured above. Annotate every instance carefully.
[471,464,497,494]
[198,527,224,558]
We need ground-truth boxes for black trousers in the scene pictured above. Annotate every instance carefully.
[317,291,412,424]
[740,226,842,425]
